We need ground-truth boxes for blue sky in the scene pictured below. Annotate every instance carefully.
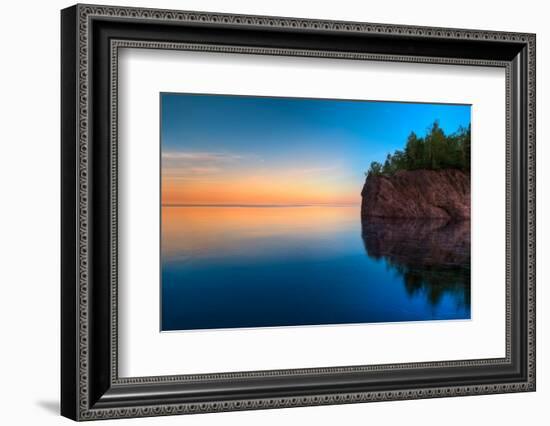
[161,93,471,205]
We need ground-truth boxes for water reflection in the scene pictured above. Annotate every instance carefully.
[361,218,471,310]
[161,206,471,331]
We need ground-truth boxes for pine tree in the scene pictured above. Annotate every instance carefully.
[366,120,470,176]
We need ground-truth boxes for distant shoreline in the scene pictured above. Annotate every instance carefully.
[162,203,361,208]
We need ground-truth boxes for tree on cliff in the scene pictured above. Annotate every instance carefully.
[367,120,471,176]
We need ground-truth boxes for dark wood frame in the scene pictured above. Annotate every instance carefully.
[61,4,536,421]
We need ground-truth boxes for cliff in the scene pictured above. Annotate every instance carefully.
[361,169,470,220]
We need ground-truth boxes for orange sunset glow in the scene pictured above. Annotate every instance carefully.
[161,169,360,206]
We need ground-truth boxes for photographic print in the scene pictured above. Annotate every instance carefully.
[160,93,471,331]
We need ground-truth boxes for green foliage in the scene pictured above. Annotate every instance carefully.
[367,120,471,176]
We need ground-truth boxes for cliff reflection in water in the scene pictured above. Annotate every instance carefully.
[161,206,471,331]
[361,218,471,310]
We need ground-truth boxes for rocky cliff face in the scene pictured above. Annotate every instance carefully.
[361,169,470,220]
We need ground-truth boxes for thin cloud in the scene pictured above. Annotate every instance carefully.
[162,151,243,163]
[164,166,222,176]
[162,150,247,178]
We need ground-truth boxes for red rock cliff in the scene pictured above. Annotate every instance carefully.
[361,169,470,220]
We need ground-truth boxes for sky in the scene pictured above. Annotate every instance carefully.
[161,93,471,206]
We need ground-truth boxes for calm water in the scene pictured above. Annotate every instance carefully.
[161,206,470,331]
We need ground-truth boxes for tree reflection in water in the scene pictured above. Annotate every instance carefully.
[361,218,471,310]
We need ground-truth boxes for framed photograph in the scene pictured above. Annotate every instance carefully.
[61,4,536,421]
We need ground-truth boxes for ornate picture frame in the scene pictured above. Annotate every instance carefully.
[61,4,535,421]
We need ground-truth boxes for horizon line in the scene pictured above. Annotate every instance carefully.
[162,203,361,208]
